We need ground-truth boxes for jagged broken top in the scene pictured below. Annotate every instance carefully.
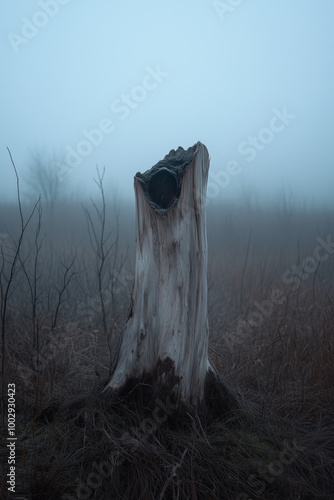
[135,142,201,212]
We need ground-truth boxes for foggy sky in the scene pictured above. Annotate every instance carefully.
[1,1,334,206]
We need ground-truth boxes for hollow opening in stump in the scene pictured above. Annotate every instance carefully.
[148,167,178,209]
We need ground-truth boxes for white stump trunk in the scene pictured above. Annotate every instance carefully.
[105,142,213,405]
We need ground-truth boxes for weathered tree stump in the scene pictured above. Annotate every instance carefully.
[105,142,215,406]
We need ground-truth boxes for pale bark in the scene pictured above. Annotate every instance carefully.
[105,142,213,405]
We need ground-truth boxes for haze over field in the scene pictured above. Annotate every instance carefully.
[2,4,334,498]
[1,1,334,206]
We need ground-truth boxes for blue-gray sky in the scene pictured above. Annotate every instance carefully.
[1,1,334,205]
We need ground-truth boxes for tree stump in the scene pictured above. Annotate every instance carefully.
[105,142,214,406]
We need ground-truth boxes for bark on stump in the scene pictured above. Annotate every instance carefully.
[105,142,215,406]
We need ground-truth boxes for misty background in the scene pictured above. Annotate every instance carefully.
[1,0,333,207]
[2,5,334,498]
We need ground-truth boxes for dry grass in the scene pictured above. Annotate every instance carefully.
[1,195,334,499]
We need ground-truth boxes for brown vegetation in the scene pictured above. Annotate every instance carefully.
[0,168,333,499]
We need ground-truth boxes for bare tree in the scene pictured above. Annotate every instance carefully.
[83,167,119,343]
[1,149,41,422]
[24,151,64,217]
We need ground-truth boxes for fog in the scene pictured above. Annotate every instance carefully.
[1,1,334,206]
